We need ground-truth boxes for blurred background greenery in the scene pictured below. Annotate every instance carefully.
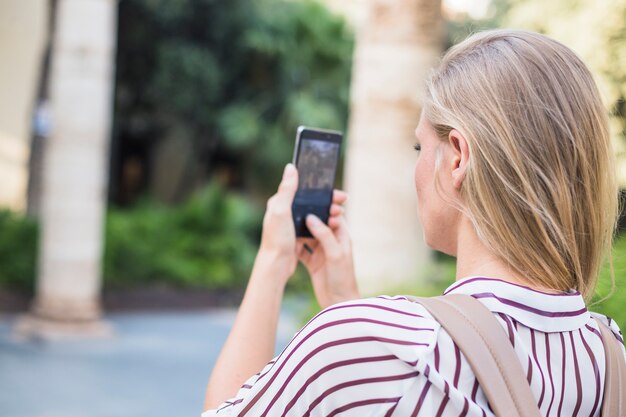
[1,0,625,330]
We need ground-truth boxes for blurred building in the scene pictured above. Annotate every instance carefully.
[0,1,48,212]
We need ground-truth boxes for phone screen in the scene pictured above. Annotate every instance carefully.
[295,139,340,203]
[292,127,342,237]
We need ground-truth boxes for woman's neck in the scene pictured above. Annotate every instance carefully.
[454,217,544,290]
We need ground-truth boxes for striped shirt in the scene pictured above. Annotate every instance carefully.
[202,277,626,417]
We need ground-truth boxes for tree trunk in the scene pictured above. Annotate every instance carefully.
[344,0,444,295]
[16,0,118,339]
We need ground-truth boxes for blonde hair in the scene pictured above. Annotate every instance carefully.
[424,29,619,300]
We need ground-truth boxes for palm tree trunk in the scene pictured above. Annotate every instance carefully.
[344,0,444,295]
[16,0,118,338]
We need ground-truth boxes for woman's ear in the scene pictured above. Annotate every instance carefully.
[448,129,470,190]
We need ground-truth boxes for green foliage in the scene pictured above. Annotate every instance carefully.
[591,235,626,333]
[115,0,354,196]
[103,183,263,289]
[0,210,38,293]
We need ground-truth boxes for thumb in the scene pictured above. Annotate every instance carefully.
[275,163,298,204]
[306,214,341,258]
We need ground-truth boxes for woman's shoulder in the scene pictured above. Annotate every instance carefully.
[292,295,441,354]
[304,295,440,327]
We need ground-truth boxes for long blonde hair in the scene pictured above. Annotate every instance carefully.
[424,29,619,300]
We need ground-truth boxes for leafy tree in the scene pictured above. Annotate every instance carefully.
[113,0,354,201]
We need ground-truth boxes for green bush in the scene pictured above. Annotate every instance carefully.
[103,183,263,290]
[0,209,38,293]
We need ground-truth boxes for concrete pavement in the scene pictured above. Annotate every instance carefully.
[0,302,302,417]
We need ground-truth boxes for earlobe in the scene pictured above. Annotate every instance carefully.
[448,129,470,190]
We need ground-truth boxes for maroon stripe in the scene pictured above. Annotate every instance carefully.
[444,277,581,296]
[586,323,602,338]
[310,317,434,333]
[471,378,479,402]
[545,333,556,416]
[326,397,401,417]
[498,313,515,347]
[436,401,450,417]
[569,332,583,417]
[605,316,624,343]
[216,398,243,412]
[377,295,412,301]
[594,318,624,343]
[556,333,567,417]
[247,336,427,417]
[435,385,450,417]
[434,344,440,370]
[469,377,487,417]
[458,398,470,417]
[579,328,601,416]
[472,292,587,317]
[302,372,418,417]
[453,344,462,387]
[279,354,397,417]
[530,329,546,407]
[526,356,532,384]
[411,365,433,417]
[384,400,399,417]
[319,301,427,319]
[411,380,432,417]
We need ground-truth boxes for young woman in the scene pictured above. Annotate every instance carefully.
[202,29,626,416]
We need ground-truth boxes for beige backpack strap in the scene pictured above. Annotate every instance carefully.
[594,318,626,417]
[406,294,541,417]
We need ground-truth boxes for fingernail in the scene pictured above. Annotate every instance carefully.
[306,214,320,226]
[283,163,296,177]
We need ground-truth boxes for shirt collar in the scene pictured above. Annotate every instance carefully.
[443,276,589,332]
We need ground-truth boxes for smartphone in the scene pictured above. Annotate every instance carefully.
[292,126,343,238]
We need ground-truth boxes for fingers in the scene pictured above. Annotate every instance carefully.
[330,203,343,217]
[327,216,341,229]
[273,163,298,206]
[332,212,352,242]
[332,189,348,205]
[265,164,298,224]
[306,214,342,259]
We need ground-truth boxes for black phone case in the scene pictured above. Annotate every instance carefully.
[291,126,342,238]
[292,203,331,238]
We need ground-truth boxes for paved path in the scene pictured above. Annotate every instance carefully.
[0,302,302,417]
